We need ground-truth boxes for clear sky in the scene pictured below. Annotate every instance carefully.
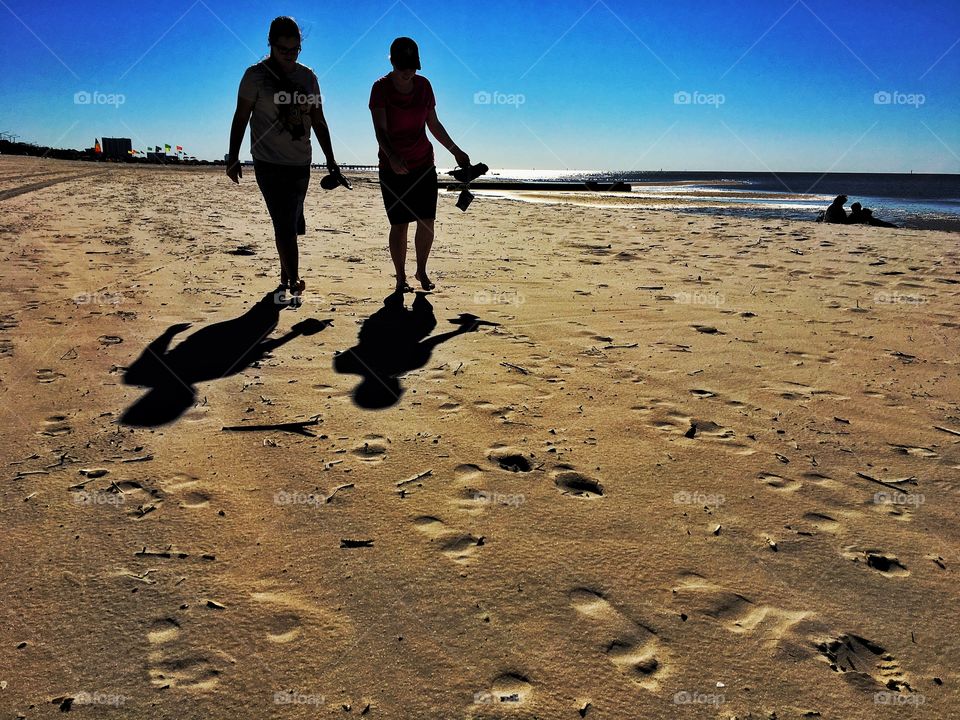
[1,0,958,171]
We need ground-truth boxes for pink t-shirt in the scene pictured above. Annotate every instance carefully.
[369,74,436,170]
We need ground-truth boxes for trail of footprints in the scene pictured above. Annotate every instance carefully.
[569,588,669,692]
[412,446,605,564]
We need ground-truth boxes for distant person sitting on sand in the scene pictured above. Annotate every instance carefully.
[369,37,473,293]
[823,194,849,223]
[226,16,340,302]
[848,202,866,223]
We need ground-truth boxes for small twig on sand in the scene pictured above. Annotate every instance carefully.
[12,470,48,480]
[934,425,960,437]
[856,471,918,492]
[397,470,433,488]
[121,454,154,463]
[500,362,530,375]
[325,483,355,503]
[603,343,638,349]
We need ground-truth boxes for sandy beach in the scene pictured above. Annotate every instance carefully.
[1,154,958,718]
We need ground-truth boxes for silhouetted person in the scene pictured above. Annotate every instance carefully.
[824,194,849,224]
[227,16,341,302]
[334,292,494,408]
[121,291,329,426]
[848,202,866,224]
[369,37,473,293]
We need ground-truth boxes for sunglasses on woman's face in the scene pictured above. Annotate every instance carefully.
[273,43,301,56]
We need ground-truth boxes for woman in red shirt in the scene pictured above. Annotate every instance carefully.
[370,37,471,293]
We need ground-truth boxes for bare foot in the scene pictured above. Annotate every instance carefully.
[414,271,435,291]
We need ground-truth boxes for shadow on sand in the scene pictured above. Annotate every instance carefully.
[120,290,330,426]
[334,291,497,409]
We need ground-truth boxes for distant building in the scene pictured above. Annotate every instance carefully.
[101,137,132,159]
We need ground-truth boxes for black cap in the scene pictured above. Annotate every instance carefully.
[390,37,421,70]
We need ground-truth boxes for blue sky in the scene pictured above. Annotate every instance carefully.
[1,0,958,171]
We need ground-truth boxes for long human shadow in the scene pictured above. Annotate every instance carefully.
[121,291,331,426]
[333,291,497,409]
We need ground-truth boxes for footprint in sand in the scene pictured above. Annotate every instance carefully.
[351,435,389,463]
[36,368,65,383]
[474,673,534,706]
[889,444,938,459]
[800,512,843,534]
[553,468,604,498]
[569,588,669,692]
[113,480,164,518]
[164,473,211,509]
[413,516,484,564]
[146,618,232,691]
[840,546,909,577]
[757,472,803,492]
[39,415,72,436]
[671,574,814,654]
[250,592,306,644]
[487,445,535,473]
[816,634,913,692]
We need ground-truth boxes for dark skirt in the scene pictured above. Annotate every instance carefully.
[253,159,310,238]
[379,164,438,225]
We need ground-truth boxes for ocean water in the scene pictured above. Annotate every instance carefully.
[480,170,960,232]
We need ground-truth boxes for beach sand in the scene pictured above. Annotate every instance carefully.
[1,155,958,719]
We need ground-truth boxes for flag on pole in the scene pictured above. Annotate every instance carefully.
[155,146,160,153]
[176,145,182,152]
[94,139,101,154]
[164,144,171,153]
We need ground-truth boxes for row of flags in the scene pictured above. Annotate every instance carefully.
[94,139,185,157]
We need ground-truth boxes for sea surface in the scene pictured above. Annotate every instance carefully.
[478,169,960,232]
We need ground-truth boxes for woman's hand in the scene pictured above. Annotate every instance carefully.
[453,149,470,169]
[389,154,409,175]
[226,159,242,184]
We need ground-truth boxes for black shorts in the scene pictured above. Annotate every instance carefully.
[379,164,437,225]
[253,159,310,238]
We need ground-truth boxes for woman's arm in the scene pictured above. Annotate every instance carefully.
[310,102,338,171]
[226,97,254,183]
[426,108,469,168]
[371,107,409,174]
